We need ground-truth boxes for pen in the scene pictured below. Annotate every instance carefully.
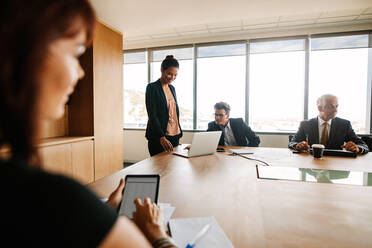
[185,224,211,248]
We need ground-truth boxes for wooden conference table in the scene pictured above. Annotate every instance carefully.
[88,146,372,248]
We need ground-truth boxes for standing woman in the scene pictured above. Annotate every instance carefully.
[145,55,183,156]
[0,0,176,247]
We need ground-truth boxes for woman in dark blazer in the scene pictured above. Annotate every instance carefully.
[145,55,183,156]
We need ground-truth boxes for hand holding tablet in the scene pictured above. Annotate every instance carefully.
[118,174,160,218]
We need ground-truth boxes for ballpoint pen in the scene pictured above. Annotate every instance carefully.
[185,224,211,248]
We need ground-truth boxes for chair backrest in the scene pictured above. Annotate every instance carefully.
[361,136,372,152]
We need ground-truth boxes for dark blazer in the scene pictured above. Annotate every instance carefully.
[145,80,182,141]
[207,118,260,147]
[289,117,369,154]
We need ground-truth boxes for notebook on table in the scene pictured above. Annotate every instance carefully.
[169,216,234,248]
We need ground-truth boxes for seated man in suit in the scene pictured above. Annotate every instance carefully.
[207,102,260,147]
[289,94,369,154]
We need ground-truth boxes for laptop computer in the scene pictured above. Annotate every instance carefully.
[173,131,222,158]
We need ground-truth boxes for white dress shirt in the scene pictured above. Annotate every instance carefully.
[220,120,237,146]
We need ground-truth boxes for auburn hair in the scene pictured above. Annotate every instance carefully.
[0,0,95,164]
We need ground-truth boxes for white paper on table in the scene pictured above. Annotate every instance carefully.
[169,216,234,248]
[158,203,176,230]
[229,148,254,155]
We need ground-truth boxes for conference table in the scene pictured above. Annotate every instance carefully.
[88,146,372,248]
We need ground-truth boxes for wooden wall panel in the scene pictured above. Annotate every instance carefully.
[39,144,72,177]
[40,105,69,138]
[93,21,124,179]
[71,140,94,184]
[39,21,124,182]
[68,47,94,136]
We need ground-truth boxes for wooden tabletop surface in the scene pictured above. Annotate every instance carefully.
[88,146,372,248]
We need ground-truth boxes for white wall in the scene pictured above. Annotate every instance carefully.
[123,130,289,163]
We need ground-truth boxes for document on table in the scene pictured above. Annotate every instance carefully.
[229,148,254,155]
[169,216,234,248]
[99,200,175,230]
[158,203,176,230]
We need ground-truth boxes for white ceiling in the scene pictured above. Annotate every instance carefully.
[89,0,372,48]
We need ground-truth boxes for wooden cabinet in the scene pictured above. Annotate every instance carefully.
[40,144,72,177]
[71,141,94,184]
[39,137,94,185]
[38,20,124,183]
[78,21,124,179]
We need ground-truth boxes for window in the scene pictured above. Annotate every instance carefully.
[249,39,306,132]
[122,32,372,134]
[123,51,148,128]
[309,34,370,133]
[150,47,194,130]
[196,43,246,130]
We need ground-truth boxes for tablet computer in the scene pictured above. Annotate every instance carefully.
[118,174,160,218]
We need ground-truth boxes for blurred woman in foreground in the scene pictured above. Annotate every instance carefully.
[0,0,175,247]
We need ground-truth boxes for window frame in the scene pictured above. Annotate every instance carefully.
[122,30,372,135]
[122,49,148,129]
[195,40,247,130]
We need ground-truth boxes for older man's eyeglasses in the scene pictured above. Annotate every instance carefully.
[214,113,226,117]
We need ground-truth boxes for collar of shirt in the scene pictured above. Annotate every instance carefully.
[219,119,231,130]
[318,116,332,127]
[220,119,237,146]
[226,120,232,130]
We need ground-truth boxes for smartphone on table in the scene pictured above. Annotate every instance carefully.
[118,174,160,218]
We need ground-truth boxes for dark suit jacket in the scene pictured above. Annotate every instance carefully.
[289,117,369,154]
[145,80,182,141]
[207,118,260,147]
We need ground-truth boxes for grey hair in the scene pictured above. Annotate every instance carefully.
[317,94,338,107]
[214,101,231,115]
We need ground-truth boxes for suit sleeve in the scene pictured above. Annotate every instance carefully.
[289,122,306,149]
[207,122,213,131]
[145,84,165,139]
[345,121,369,154]
[241,120,260,147]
